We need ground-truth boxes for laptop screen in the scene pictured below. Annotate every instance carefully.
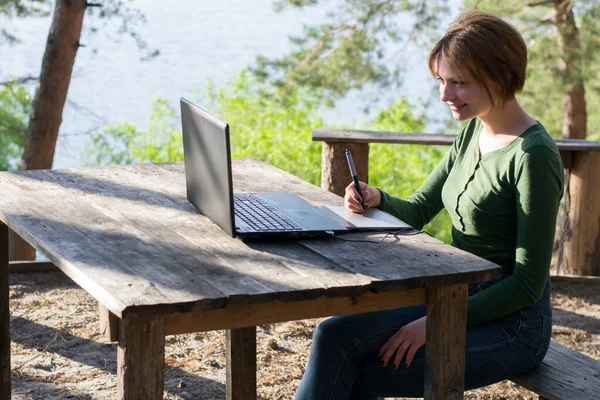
[180,98,236,237]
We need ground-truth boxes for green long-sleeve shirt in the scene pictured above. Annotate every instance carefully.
[377,118,564,327]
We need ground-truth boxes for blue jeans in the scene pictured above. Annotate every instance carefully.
[295,274,552,399]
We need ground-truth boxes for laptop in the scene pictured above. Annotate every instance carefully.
[180,97,412,239]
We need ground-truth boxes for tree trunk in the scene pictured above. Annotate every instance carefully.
[551,0,587,140]
[550,1,590,275]
[10,0,87,261]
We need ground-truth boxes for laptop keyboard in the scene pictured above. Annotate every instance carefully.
[234,194,304,232]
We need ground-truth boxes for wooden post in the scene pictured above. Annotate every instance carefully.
[117,314,165,400]
[9,228,35,261]
[560,151,600,275]
[99,303,119,342]
[226,327,257,400]
[321,142,369,197]
[0,222,10,400]
[425,283,468,400]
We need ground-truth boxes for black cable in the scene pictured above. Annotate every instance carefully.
[326,227,422,243]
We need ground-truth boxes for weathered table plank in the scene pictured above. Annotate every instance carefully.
[164,288,425,335]
[300,232,497,290]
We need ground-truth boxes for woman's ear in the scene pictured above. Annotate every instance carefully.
[484,78,503,107]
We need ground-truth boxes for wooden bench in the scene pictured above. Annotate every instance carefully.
[510,340,600,400]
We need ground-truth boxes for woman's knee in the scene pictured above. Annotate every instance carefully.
[312,315,350,349]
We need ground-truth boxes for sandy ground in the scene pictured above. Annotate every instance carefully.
[7,270,600,400]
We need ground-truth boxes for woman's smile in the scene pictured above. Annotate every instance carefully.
[449,103,467,111]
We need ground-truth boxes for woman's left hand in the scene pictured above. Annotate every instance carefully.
[379,316,426,369]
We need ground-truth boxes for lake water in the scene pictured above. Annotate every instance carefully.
[2,0,460,168]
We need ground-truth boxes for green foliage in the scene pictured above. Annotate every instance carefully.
[204,71,325,184]
[85,98,183,165]
[0,84,29,170]
[87,71,325,183]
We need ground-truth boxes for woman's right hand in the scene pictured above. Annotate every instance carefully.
[344,181,381,213]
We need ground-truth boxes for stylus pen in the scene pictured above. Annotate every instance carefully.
[345,149,365,209]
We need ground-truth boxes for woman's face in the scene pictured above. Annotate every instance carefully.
[435,57,495,121]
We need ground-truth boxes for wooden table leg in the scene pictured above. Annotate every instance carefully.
[117,314,165,400]
[0,222,10,400]
[99,303,119,342]
[425,283,468,400]
[226,327,257,400]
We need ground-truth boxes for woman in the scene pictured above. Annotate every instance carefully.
[295,10,563,400]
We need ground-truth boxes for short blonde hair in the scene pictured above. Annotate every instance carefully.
[428,10,527,107]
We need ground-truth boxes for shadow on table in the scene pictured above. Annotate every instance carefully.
[9,168,196,216]
[10,316,226,399]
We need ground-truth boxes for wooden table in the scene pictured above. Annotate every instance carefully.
[0,160,500,400]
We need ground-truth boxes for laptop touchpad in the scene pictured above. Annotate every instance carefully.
[259,192,313,209]
[259,192,346,230]
[285,208,322,220]
[285,208,347,231]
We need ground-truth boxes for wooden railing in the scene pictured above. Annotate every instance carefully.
[313,128,600,276]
